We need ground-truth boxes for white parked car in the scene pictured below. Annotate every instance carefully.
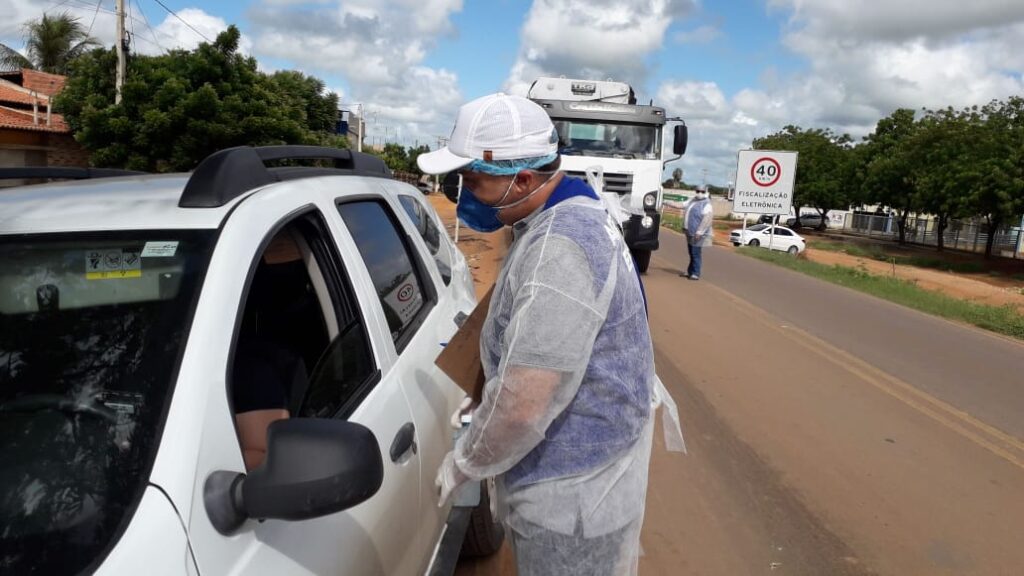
[0,147,502,575]
[730,224,806,254]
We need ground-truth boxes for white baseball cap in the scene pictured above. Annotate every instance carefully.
[417,93,559,175]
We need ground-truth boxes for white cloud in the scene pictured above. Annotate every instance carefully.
[663,1,1024,186]
[248,0,465,146]
[0,1,249,58]
[142,8,252,55]
[505,0,698,95]
[769,0,1024,43]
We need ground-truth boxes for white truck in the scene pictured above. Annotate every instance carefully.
[528,77,688,272]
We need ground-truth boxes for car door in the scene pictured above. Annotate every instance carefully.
[391,188,478,564]
[333,190,468,573]
[185,190,422,576]
[772,227,795,251]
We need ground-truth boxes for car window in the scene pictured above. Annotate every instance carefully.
[0,230,214,576]
[749,224,770,232]
[232,215,379,426]
[774,228,793,236]
[398,195,453,285]
[337,200,436,351]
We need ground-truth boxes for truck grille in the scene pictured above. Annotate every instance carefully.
[566,171,633,195]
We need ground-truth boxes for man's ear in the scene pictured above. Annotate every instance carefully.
[513,170,533,190]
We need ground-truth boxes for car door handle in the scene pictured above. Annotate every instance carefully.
[390,422,417,463]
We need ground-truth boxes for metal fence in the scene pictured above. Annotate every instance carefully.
[843,213,1023,258]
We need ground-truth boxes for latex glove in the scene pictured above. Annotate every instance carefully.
[449,396,475,430]
[435,451,470,508]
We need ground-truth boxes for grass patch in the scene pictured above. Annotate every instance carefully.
[811,241,987,274]
[738,247,1024,340]
[662,213,683,233]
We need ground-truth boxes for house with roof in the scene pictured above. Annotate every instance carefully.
[0,68,89,183]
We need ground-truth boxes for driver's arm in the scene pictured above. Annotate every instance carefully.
[236,409,289,470]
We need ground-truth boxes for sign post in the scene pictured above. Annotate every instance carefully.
[733,150,798,252]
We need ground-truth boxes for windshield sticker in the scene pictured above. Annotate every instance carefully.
[141,241,178,257]
[86,248,143,280]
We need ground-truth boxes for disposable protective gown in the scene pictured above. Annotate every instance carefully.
[453,179,683,575]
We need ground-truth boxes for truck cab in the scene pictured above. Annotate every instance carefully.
[528,77,687,272]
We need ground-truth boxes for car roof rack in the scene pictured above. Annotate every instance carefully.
[0,167,147,181]
[179,145,392,208]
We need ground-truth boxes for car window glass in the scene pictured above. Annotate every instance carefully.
[399,195,452,285]
[0,231,214,576]
[337,200,433,348]
[775,228,792,236]
[232,217,377,426]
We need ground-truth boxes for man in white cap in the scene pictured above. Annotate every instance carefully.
[421,93,660,575]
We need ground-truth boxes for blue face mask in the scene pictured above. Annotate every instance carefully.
[457,186,505,232]
[453,171,557,233]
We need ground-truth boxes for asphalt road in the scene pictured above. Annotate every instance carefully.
[458,230,1024,575]
[638,231,1024,575]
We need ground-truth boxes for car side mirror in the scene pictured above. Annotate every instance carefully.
[204,418,383,534]
[672,124,688,156]
[441,172,461,204]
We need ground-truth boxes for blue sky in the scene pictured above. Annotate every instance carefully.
[4,0,1024,185]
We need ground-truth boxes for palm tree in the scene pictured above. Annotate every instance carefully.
[0,43,31,72]
[2,12,98,75]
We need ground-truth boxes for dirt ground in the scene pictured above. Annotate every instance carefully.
[711,223,1024,313]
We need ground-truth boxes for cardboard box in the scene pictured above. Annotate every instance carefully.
[435,286,493,403]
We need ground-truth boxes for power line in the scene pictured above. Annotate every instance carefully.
[131,0,163,53]
[85,0,103,37]
[43,0,77,15]
[126,0,136,51]
[150,0,210,43]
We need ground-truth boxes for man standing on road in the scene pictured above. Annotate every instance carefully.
[681,187,713,280]
[419,93,668,575]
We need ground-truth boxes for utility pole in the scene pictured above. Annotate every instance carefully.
[115,0,127,104]
[355,104,363,152]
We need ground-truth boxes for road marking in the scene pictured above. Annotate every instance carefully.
[694,277,1024,472]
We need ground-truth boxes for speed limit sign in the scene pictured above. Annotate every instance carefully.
[751,157,781,187]
[733,150,797,215]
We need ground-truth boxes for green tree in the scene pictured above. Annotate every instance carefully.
[905,107,971,251]
[378,143,411,173]
[268,70,339,134]
[2,12,98,74]
[0,43,31,71]
[753,125,853,229]
[406,144,431,175]
[960,99,1024,258]
[56,26,345,171]
[861,109,921,243]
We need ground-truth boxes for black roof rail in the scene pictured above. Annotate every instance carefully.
[0,167,147,181]
[179,145,392,208]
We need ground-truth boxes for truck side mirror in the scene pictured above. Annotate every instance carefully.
[673,124,688,156]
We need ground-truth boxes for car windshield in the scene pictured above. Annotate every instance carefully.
[553,119,661,159]
[0,231,214,575]
[748,224,770,232]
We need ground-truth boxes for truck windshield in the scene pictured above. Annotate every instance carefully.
[0,230,213,575]
[553,120,661,160]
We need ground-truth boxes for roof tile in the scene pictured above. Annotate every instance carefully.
[0,106,69,133]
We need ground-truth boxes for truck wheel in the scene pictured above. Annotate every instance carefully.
[461,479,504,557]
[632,249,652,273]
